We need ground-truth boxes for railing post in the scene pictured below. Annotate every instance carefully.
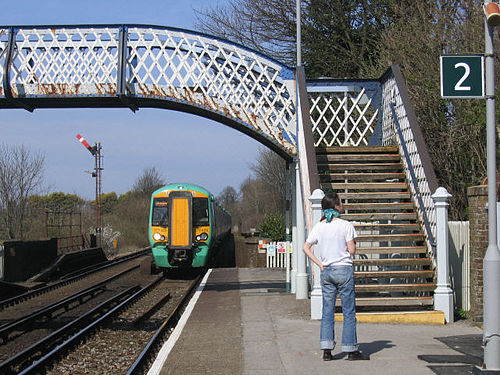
[309,189,324,319]
[432,187,454,323]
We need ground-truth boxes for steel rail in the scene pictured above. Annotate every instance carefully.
[0,263,145,342]
[132,292,171,326]
[126,273,203,375]
[0,284,106,343]
[61,248,150,280]
[0,286,139,375]
[0,248,149,310]
[18,276,163,374]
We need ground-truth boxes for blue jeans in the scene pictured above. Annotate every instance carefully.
[320,265,358,352]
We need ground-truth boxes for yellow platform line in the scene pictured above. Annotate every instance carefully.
[334,311,445,325]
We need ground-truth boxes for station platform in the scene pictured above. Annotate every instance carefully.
[148,268,483,375]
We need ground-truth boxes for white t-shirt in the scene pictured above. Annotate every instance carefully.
[306,218,357,266]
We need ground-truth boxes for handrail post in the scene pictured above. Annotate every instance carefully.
[432,187,454,323]
[309,189,324,319]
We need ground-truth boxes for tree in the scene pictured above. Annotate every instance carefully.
[132,167,165,197]
[250,147,287,214]
[260,214,286,241]
[0,144,45,239]
[29,192,85,213]
[361,0,496,219]
[195,0,297,67]
[302,0,395,78]
[217,185,241,231]
[195,0,396,78]
[100,192,118,214]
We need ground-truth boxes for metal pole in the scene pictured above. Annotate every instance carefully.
[291,158,297,294]
[94,142,102,247]
[296,0,301,67]
[285,162,291,293]
[478,1,500,371]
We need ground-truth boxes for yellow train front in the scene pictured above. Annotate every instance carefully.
[149,183,231,268]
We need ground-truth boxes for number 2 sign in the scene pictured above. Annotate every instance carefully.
[440,55,484,99]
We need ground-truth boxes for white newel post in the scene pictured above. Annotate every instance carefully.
[309,189,325,319]
[432,187,454,323]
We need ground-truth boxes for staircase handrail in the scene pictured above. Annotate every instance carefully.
[296,66,320,231]
[380,65,439,263]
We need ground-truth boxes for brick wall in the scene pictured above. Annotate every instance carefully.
[467,185,488,323]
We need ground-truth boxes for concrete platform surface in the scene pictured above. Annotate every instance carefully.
[153,268,484,375]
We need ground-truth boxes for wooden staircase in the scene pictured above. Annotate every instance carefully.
[316,146,436,310]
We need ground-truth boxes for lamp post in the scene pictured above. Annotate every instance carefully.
[474,1,500,372]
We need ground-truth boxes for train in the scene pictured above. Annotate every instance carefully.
[149,183,231,269]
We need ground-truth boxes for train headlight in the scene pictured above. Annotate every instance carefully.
[196,232,208,241]
[153,232,162,241]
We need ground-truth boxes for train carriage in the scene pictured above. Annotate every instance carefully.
[149,183,231,269]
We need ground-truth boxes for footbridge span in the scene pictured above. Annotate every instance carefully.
[1,24,440,315]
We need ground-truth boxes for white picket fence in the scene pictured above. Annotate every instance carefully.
[449,221,470,311]
[265,241,291,268]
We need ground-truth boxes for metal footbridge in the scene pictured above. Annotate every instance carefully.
[0,24,439,311]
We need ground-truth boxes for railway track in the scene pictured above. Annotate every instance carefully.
[0,248,150,311]
[0,265,204,374]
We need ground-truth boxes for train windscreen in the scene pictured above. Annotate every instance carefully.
[193,198,209,226]
[152,198,169,226]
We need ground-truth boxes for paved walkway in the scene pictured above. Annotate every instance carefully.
[151,268,483,375]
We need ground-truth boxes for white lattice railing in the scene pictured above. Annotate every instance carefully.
[381,67,438,264]
[0,25,297,156]
[307,81,381,147]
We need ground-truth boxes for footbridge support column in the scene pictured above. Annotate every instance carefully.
[309,189,325,319]
[295,159,308,300]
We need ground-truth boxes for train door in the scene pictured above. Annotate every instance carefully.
[168,191,193,250]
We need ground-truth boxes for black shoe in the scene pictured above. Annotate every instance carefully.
[323,350,333,361]
[346,350,370,361]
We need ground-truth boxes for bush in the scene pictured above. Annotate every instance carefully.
[259,214,285,241]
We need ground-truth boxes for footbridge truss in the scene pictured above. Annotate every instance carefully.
[0,25,297,158]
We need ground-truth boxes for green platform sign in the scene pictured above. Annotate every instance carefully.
[440,55,484,98]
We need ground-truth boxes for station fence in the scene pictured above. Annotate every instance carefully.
[264,241,291,269]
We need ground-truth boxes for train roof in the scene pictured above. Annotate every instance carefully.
[152,183,214,197]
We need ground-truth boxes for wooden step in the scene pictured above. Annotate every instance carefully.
[315,146,399,154]
[323,182,408,190]
[355,270,434,279]
[342,212,417,221]
[342,296,434,307]
[321,172,405,181]
[355,283,436,293]
[339,192,411,200]
[344,202,415,211]
[354,223,421,231]
[317,154,401,162]
[356,233,425,242]
[318,163,403,171]
[356,246,428,255]
[353,258,431,267]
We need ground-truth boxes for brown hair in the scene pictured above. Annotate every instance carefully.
[320,192,341,221]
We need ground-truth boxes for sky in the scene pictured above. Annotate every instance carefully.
[0,0,265,200]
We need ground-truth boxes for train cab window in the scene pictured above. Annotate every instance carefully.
[152,198,169,227]
[193,198,209,226]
